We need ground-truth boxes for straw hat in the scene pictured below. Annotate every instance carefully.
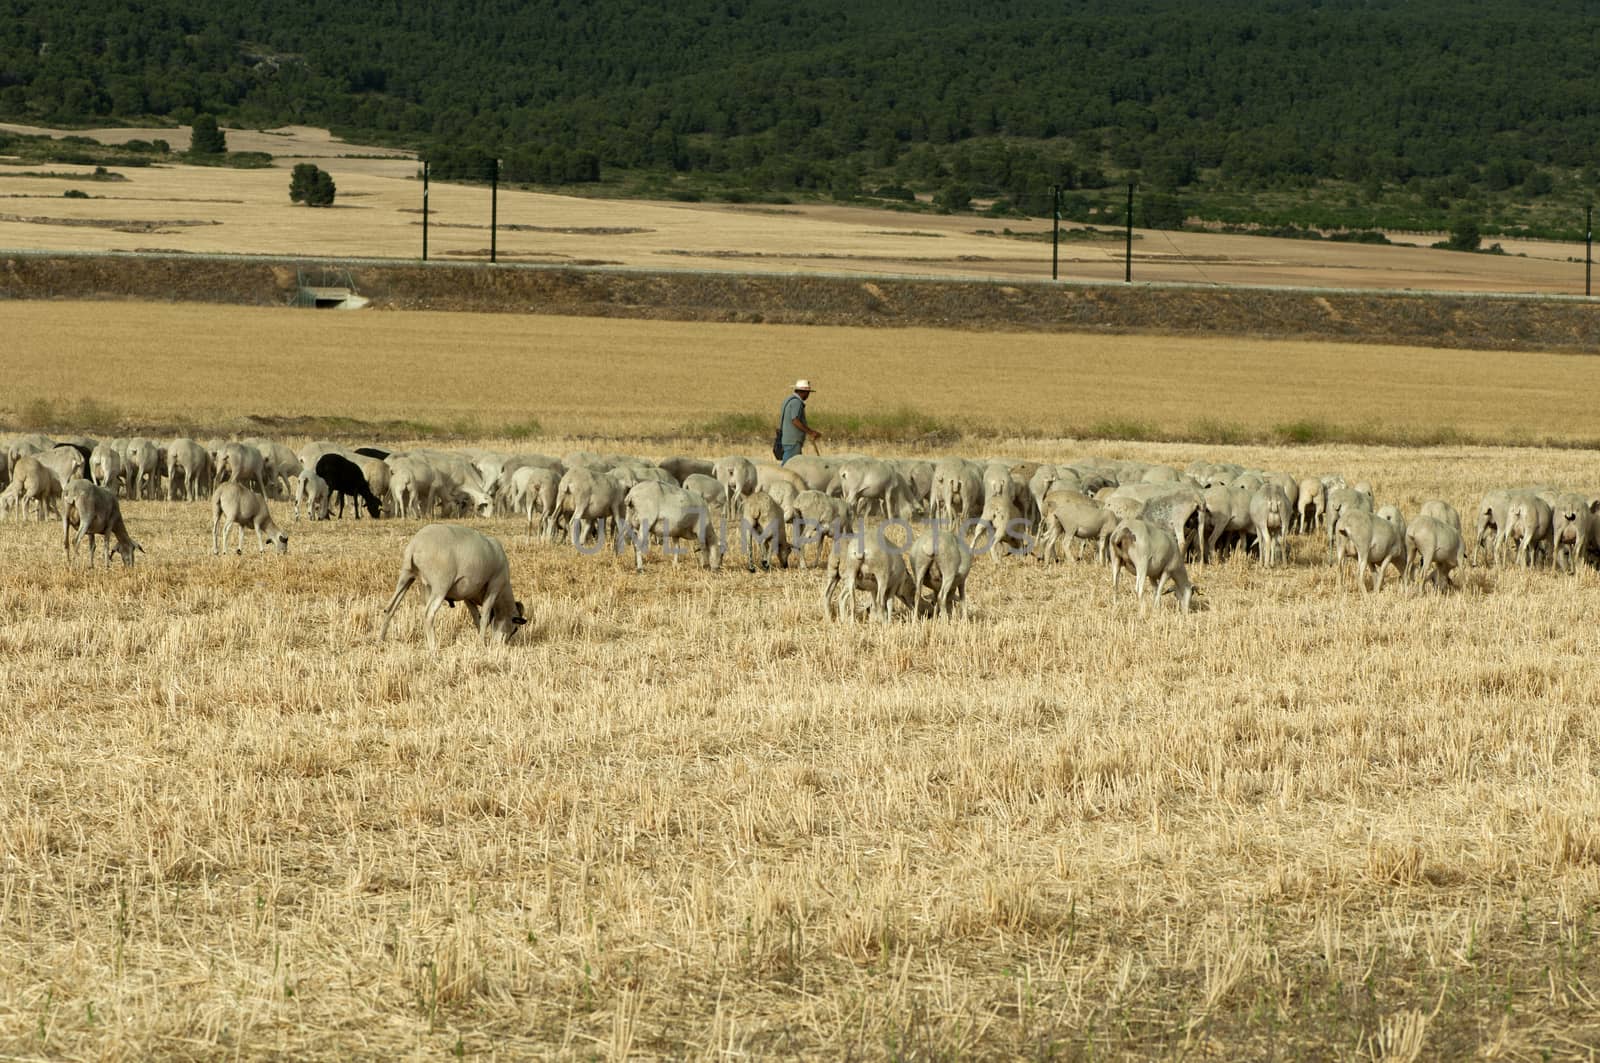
[794,379,814,392]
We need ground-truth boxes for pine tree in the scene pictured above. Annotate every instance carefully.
[189,114,226,155]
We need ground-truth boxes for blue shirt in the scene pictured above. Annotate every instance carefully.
[779,394,808,445]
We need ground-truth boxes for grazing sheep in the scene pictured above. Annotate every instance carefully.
[1108,518,1196,612]
[681,473,726,511]
[378,524,527,649]
[315,453,383,519]
[1502,493,1553,568]
[62,479,142,567]
[1551,494,1596,575]
[969,490,1029,558]
[6,433,52,466]
[90,444,123,496]
[1112,482,1207,561]
[1473,489,1515,566]
[755,462,807,496]
[824,528,918,622]
[1037,493,1116,563]
[622,480,721,573]
[294,467,331,521]
[166,438,214,501]
[1248,484,1292,567]
[549,465,625,546]
[352,455,391,511]
[1405,515,1463,591]
[763,479,802,524]
[255,441,302,499]
[1333,509,1406,592]
[778,454,843,494]
[657,456,715,484]
[1296,477,1327,534]
[218,442,268,496]
[840,457,920,520]
[1325,486,1373,564]
[509,465,561,539]
[1,456,63,522]
[789,489,852,568]
[712,456,758,519]
[1417,499,1461,533]
[212,482,289,555]
[932,457,984,522]
[387,455,437,519]
[38,445,88,487]
[741,489,791,572]
[908,525,973,620]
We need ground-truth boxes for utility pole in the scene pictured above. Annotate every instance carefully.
[421,160,429,262]
[490,158,500,264]
[1124,183,1134,283]
[1587,203,1593,297]
[1051,184,1061,281]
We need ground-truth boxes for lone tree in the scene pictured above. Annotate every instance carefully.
[1444,217,1482,252]
[189,114,226,155]
[289,163,337,207]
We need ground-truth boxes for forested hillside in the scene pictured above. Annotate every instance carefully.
[3,0,1598,235]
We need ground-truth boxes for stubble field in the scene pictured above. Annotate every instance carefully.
[1,122,1596,294]
[4,303,1600,1058]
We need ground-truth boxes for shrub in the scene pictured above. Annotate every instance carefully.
[189,114,226,156]
[1443,217,1482,252]
[934,183,971,212]
[289,163,337,207]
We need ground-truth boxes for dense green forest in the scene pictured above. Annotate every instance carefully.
[2,0,1598,236]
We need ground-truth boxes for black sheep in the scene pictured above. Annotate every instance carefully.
[315,454,383,519]
[355,446,390,461]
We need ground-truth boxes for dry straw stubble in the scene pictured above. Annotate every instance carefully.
[4,433,1600,1056]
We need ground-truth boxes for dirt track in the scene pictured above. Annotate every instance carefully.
[3,250,1599,353]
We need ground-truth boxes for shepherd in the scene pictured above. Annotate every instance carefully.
[775,379,822,464]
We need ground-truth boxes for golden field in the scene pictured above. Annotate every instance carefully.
[4,435,1600,1059]
[4,300,1600,1057]
[10,301,1600,445]
[1,122,1597,293]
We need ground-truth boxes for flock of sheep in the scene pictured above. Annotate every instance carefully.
[3,431,1597,643]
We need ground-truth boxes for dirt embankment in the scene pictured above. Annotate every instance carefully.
[3,251,1598,352]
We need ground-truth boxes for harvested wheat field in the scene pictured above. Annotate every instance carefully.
[3,434,1600,1059]
[6,304,1600,1058]
[8,301,1600,446]
[1,123,1595,293]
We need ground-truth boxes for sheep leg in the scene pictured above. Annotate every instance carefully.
[254,524,266,553]
[378,571,418,641]
[421,594,449,651]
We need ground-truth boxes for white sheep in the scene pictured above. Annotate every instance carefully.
[1109,518,1196,612]
[212,482,289,555]
[378,524,527,649]
[63,479,142,567]
[2,456,63,522]
[622,480,721,574]
[167,438,214,501]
